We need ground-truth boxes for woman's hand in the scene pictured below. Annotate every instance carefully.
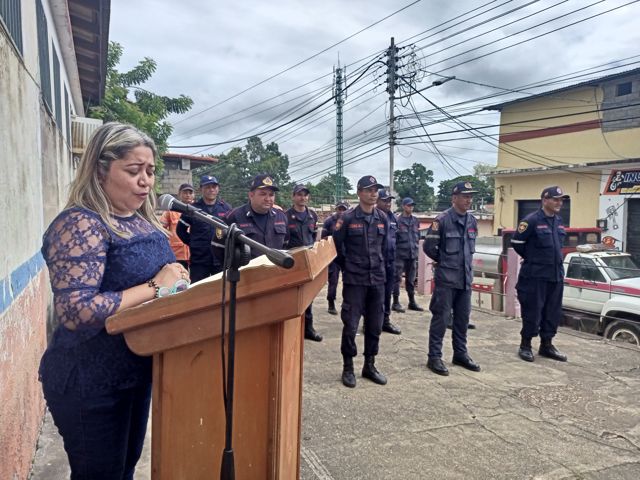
[153,262,190,288]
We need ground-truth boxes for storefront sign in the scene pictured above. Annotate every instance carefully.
[603,169,640,195]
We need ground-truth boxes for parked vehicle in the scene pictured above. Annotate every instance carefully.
[562,244,640,348]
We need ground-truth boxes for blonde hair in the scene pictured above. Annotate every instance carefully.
[66,122,165,237]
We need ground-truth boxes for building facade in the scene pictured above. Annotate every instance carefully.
[161,152,219,194]
[487,68,640,257]
[0,1,109,478]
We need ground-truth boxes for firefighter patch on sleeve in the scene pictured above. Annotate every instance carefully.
[215,227,224,240]
[335,218,343,231]
[431,220,439,232]
[517,221,528,234]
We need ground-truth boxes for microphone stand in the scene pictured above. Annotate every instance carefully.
[220,224,248,480]
[157,196,294,480]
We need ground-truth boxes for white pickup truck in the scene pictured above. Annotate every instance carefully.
[562,245,640,348]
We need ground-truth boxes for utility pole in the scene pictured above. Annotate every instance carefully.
[386,37,398,195]
[334,63,345,203]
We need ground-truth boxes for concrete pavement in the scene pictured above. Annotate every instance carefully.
[31,288,640,479]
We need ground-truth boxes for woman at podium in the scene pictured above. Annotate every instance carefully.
[38,122,188,480]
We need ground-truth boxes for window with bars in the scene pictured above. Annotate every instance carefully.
[36,0,52,112]
[0,0,23,55]
[53,47,62,127]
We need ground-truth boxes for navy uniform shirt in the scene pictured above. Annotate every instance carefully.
[332,206,389,286]
[385,210,398,267]
[176,197,231,265]
[285,206,318,248]
[321,213,341,240]
[423,207,477,290]
[395,214,420,260]
[224,203,288,258]
[511,208,566,282]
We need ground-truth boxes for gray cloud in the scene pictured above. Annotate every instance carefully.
[110,0,640,189]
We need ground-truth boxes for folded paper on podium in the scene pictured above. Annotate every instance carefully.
[106,238,336,480]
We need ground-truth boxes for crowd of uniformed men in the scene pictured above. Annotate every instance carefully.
[162,172,570,388]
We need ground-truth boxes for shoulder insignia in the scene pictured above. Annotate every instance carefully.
[215,227,224,240]
[431,220,439,232]
[517,221,528,234]
[335,218,343,231]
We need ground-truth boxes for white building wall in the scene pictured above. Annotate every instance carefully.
[0,0,86,477]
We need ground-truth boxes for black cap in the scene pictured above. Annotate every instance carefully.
[377,188,395,200]
[178,183,194,192]
[402,197,415,206]
[357,175,384,190]
[452,181,478,195]
[293,184,310,194]
[250,174,279,191]
[336,201,349,210]
[541,185,569,199]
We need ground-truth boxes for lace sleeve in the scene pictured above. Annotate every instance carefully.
[42,210,123,329]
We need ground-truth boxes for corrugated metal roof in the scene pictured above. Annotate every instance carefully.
[484,67,640,111]
[68,0,110,108]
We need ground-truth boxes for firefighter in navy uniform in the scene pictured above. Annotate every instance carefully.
[511,186,569,363]
[222,174,288,258]
[377,188,402,335]
[176,175,232,282]
[393,197,424,312]
[321,201,349,315]
[285,185,322,342]
[423,182,481,376]
[333,175,389,388]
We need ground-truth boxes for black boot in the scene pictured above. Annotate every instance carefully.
[382,317,401,335]
[518,336,534,362]
[362,356,387,385]
[327,299,338,315]
[342,356,356,388]
[304,318,323,342]
[407,293,424,311]
[305,328,323,342]
[539,338,567,362]
[391,295,405,313]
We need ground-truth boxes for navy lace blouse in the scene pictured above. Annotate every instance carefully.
[39,207,175,397]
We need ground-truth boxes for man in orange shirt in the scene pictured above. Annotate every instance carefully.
[160,183,194,269]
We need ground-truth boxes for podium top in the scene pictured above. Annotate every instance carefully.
[105,238,335,355]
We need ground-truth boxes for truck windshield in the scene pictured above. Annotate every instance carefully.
[600,256,640,280]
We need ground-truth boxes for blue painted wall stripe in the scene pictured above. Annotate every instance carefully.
[0,252,46,315]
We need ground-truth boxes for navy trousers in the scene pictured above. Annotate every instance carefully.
[44,382,152,480]
[340,283,385,358]
[326,261,341,301]
[190,262,222,283]
[383,262,395,321]
[428,286,471,359]
[517,278,563,339]
[393,257,417,297]
[304,304,314,332]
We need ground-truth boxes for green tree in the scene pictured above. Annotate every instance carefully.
[473,163,495,205]
[88,41,193,156]
[194,136,292,208]
[309,173,353,206]
[436,173,494,211]
[393,163,435,212]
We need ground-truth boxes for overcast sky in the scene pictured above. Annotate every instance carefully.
[109,0,640,191]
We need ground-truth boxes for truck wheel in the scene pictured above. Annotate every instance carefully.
[604,321,640,348]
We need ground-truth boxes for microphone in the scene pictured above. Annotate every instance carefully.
[158,194,199,215]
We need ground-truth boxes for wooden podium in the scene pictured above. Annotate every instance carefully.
[106,239,335,480]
